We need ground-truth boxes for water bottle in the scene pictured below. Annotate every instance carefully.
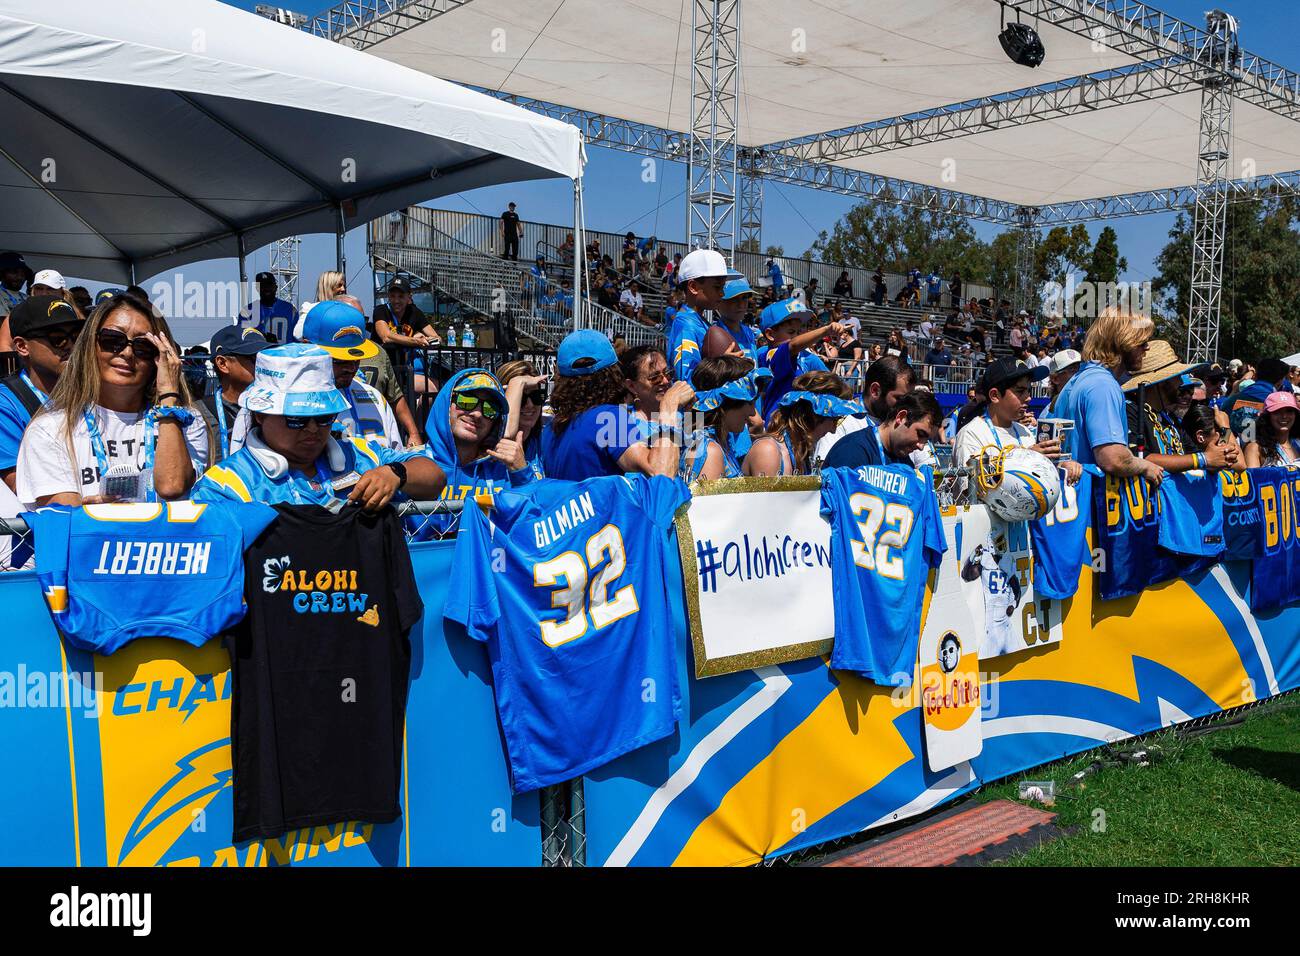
[446,322,456,347]
[462,324,476,348]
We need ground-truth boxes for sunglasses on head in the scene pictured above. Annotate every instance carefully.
[453,392,502,419]
[96,328,159,362]
[283,413,338,430]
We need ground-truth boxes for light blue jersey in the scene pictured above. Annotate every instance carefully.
[820,464,946,686]
[1028,465,1097,600]
[444,474,691,792]
[25,500,276,655]
[668,304,708,383]
[192,432,420,508]
[239,299,298,344]
[1158,470,1225,558]
[1053,362,1128,467]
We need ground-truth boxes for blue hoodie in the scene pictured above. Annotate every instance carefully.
[423,367,541,507]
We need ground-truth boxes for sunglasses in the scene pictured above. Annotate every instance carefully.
[30,326,82,351]
[523,388,547,407]
[453,393,502,419]
[96,328,159,362]
[283,413,338,430]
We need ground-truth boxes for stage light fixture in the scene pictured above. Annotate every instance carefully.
[999,5,1046,68]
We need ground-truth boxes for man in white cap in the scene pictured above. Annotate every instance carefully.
[191,343,444,509]
[667,248,730,383]
[1045,348,1081,413]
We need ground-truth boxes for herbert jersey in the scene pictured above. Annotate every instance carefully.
[25,500,276,655]
[444,474,691,793]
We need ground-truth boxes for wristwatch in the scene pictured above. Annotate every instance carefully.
[386,460,408,488]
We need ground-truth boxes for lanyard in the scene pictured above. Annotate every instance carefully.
[870,423,890,464]
[982,411,1004,450]
[83,406,158,501]
[781,432,799,475]
[214,396,230,459]
[20,370,48,404]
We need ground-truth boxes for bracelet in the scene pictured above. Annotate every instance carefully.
[154,405,194,427]
[1194,452,1207,470]
[156,391,182,403]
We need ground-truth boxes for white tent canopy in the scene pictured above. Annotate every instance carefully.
[367,0,1300,208]
[0,0,585,282]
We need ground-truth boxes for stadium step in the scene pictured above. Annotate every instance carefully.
[810,799,1064,867]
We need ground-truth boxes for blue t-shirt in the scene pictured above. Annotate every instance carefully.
[758,342,799,426]
[926,273,941,294]
[1028,465,1096,600]
[541,404,643,481]
[25,500,276,655]
[0,378,38,470]
[710,320,759,362]
[820,464,947,686]
[444,474,691,792]
[768,262,784,287]
[1054,361,1129,467]
[1157,471,1225,558]
[668,304,709,383]
[240,299,298,344]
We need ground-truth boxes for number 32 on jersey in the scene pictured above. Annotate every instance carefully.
[849,492,915,579]
[533,523,640,646]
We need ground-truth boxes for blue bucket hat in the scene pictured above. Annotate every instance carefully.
[694,367,772,412]
[557,328,618,376]
[759,298,811,331]
[774,389,864,419]
[239,344,351,417]
[302,300,379,360]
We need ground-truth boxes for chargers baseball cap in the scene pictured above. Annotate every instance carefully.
[759,297,810,331]
[676,249,730,282]
[557,328,618,376]
[211,324,272,357]
[7,295,82,339]
[1047,348,1082,375]
[95,288,127,303]
[301,300,379,360]
[388,276,413,293]
[722,275,754,299]
[981,357,1049,392]
[240,344,351,417]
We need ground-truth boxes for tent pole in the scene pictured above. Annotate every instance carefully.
[572,177,585,332]
[336,204,347,277]
[237,233,248,287]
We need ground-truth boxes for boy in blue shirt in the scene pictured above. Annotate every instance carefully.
[756,299,844,425]
[666,248,729,383]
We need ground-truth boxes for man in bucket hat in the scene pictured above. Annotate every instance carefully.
[192,344,443,509]
[1121,339,1236,473]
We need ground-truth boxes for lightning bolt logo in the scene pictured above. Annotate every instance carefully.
[117,739,232,865]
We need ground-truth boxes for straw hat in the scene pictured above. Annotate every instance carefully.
[1121,340,1204,392]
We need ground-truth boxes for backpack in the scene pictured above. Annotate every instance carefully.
[0,372,43,417]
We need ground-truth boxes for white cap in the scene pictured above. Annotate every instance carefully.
[1048,348,1082,375]
[676,248,729,282]
[32,269,65,290]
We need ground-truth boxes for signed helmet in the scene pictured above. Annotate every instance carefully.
[973,444,1061,522]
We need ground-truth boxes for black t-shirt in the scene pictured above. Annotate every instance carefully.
[228,505,424,843]
[502,210,520,233]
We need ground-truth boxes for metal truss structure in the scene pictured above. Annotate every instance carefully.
[687,0,739,253]
[267,235,302,307]
[737,148,765,252]
[1015,206,1040,313]
[304,0,472,47]
[1187,10,1238,362]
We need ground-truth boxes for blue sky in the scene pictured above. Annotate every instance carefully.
[103,0,1300,340]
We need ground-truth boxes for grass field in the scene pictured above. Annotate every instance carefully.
[976,696,1300,866]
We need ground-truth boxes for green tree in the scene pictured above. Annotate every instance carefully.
[1152,197,1300,363]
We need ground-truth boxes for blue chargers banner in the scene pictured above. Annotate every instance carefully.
[0,541,540,867]
[1248,467,1300,613]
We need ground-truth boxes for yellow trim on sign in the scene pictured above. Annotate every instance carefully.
[57,635,82,867]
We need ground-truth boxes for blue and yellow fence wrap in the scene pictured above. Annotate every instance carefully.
[1,510,1297,867]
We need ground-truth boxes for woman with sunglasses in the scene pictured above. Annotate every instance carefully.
[682,356,769,481]
[1243,391,1300,468]
[497,359,549,480]
[423,367,535,514]
[16,293,208,506]
[193,344,443,509]
[743,371,861,477]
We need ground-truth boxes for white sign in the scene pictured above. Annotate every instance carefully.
[677,479,835,677]
[917,512,983,771]
[958,504,1063,660]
